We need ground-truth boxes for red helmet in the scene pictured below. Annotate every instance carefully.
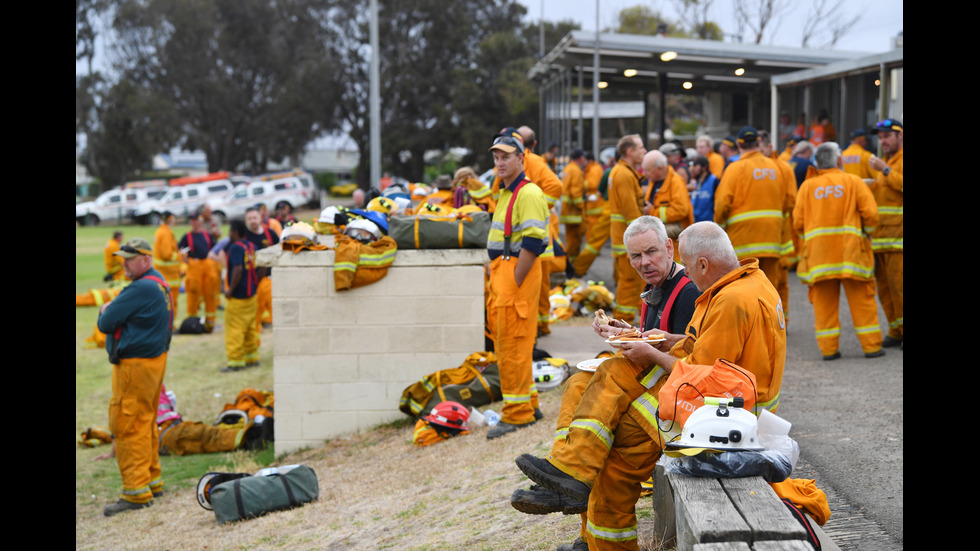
[425,401,471,432]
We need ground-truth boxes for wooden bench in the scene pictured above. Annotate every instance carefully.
[652,465,838,551]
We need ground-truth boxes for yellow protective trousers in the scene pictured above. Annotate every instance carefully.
[809,278,882,355]
[226,295,259,369]
[256,277,273,331]
[564,223,585,262]
[487,255,541,424]
[553,371,594,542]
[875,252,903,340]
[573,206,610,277]
[548,359,664,551]
[613,254,642,325]
[159,420,246,456]
[185,258,218,324]
[538,255,566,335]
[109,354,167,504]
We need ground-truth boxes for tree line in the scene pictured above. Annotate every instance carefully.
[76,0,857,190]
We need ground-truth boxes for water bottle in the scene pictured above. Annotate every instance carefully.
[483,409,501,426]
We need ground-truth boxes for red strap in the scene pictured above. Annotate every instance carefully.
[640,274,692,332]
[659,274,691,332]
[503,177,530,238]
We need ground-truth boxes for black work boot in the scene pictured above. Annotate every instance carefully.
[515,454,591,502]
[511,484,587,515]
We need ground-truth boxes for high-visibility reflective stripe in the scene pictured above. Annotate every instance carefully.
[334,262,357,272]
[723,209,783,227]
[560,215,584,224]
[757,392,779,412]
[502,393,532,404]
[122,485,151,496]
[878,205,903,216]
[554,427,569,441]
[91,290,106,307]
[611,243,627,255]
[779,238,794,256]
[815,327,841,338]
[358,249,397,266]
[570,419,613,450]
[421,377,434,392]
[586,206,605,215]
[153,258,181,266]
[490,219,548,233]
[588,519,638,542]
[871,238,903,251]
[798,261,875,283]
[803,225,865,241]
[657,205,668,220]
[854,324,881,335]
[227,359,246,368]
[733,242,782,256]
[468,187,492,199]
[889,317,903,328]
[615,304,639,316]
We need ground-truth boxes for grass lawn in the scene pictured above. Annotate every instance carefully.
[76,222,276,515]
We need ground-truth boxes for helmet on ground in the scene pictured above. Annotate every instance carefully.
[667,399,764,452]
[425,401,471,432]
[367,196,398,215]
[532,359,569,391]
[215,409,249,426]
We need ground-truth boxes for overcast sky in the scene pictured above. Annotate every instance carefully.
[515,0,903,53]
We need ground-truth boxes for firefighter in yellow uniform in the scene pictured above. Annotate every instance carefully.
[485,129,549,439]
[516,222,785,551]
[794,142,883,359]
[761,130,798,323]
[104,231,127,281]
[841,129,876,179]
[714,127,796,294]
[179,213,218,331]
[493,126,564,339]
[868,119,903,347]
[641,150,693,260]
[153,212,181,314]
[560,148,588,262]
[97,238,172,516]
[608,135,648,324]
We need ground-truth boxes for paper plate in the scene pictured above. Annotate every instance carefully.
[604,336,666,346]
[576,358,606,372]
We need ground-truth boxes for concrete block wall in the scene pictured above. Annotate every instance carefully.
[265,246,488,454]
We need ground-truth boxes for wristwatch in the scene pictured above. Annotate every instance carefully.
[883,167,891,176]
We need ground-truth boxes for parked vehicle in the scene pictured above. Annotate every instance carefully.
[250,170,318,207]
[210,177,312,222]
[131,180,234,225]
[75,186,168,226]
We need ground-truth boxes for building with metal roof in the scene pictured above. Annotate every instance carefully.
[528,30,900,154]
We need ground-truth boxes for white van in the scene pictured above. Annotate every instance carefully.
[132,180,234,225]
[75,186,168,226]
[210,177,312,222]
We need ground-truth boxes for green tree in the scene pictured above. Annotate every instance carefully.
[111,0,342,173]
[328,0,530,185]
[616,5,682,36]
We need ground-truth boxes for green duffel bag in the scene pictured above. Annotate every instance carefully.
[415,362,501,420]
[211,465,319,524]
[389,212,490,249]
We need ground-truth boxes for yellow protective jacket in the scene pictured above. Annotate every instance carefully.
[334,235,398,291]
[793,168,878,284]
[583,161,606,220]
[560,161,586,224]
[608,159,645,257]
[487,175,549,260]
[104,239,126,281]
[644,165,694,229]
[841,143,875,179]
[671,259,786,412]
[708,151,725,179]
[869,147,903,252]
[715,150,796,259]
[153,224,181,285]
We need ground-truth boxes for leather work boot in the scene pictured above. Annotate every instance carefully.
[882,336,902,348]
[486,420,536,440]
[103,499,152,517]
[510,484,587,515]
[557,537,590,550]
[515,454,591,502]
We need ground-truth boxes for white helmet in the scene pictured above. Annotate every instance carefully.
[345,218,381,243]
[532,359,569,391]
[667,399,764,451]
[280,221,316,244]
